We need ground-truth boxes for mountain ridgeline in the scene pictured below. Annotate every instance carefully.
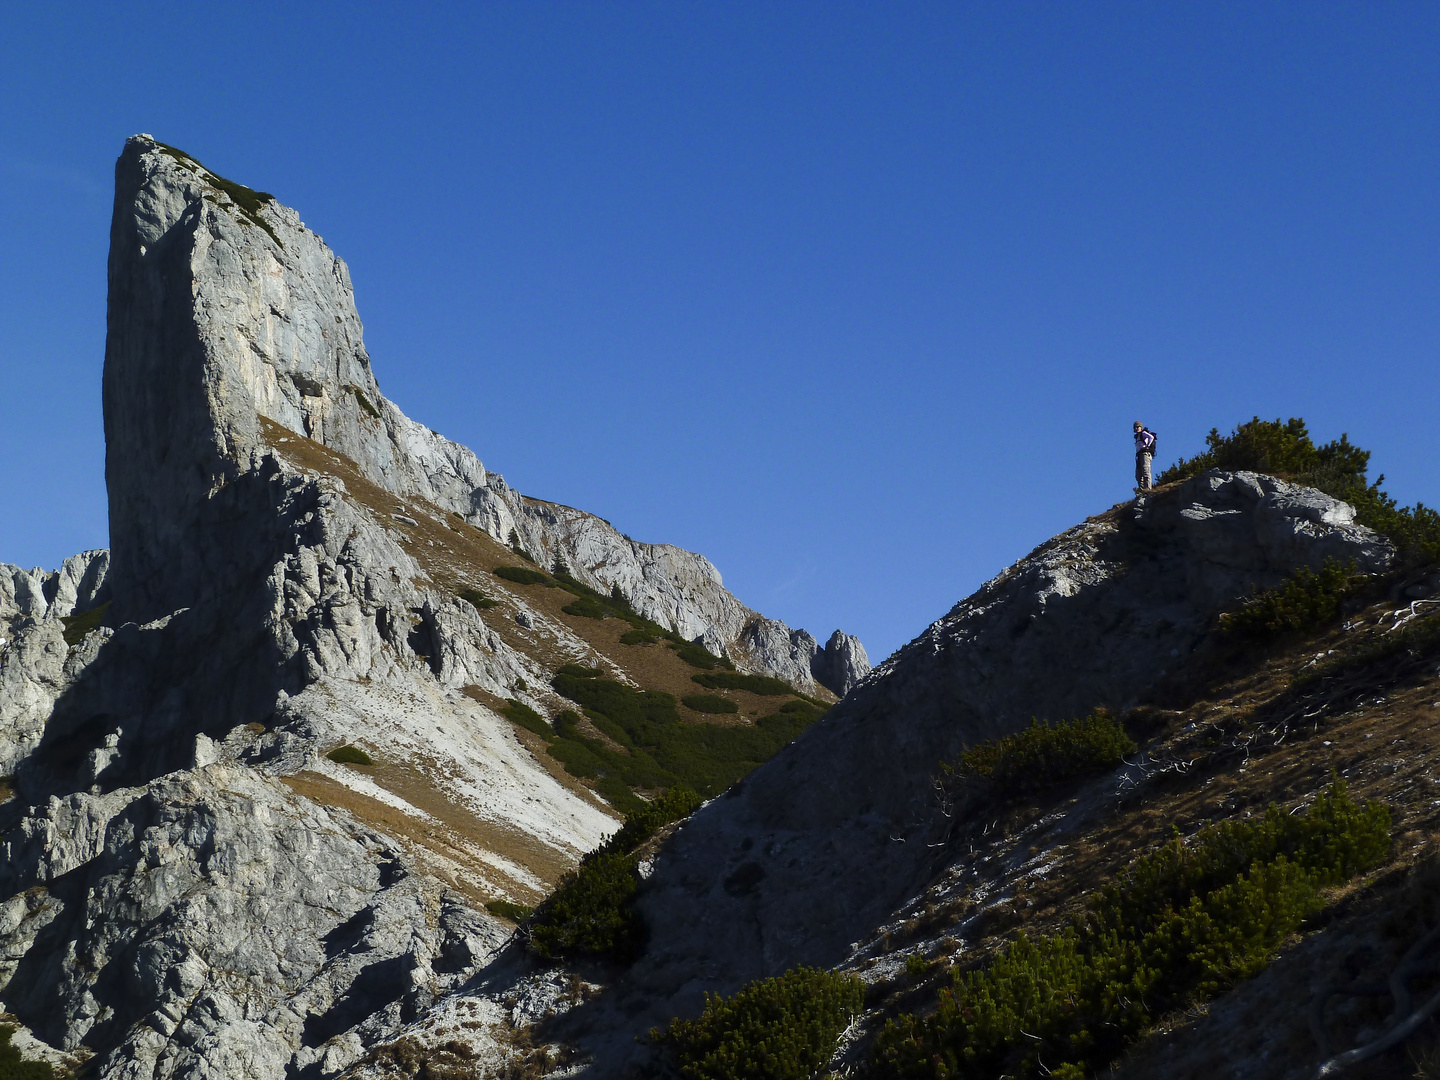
[0,138,1437,1080]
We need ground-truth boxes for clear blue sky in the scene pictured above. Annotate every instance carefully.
[2,4,1436,661]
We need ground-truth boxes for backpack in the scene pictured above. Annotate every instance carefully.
[1141,429,1157,456]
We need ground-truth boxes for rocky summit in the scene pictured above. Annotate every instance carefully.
[1,136,1436,1080]
[0,136,868,1078]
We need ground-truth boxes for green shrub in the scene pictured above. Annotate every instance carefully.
[691,671,794,696]
[621,629,659,646]
[0,1025,60,1079]
[60,601,110,646]
[494,565,554,587]
[549,674,826,799]
[326,745,374,766]
[528,850,645,962]
[671,639,730,670]
[947,711,1136,799]
[655,967,865,1080]
[457,587,497,612]
[507,529,538,563]
[682,694,739,715]
[528,786,700,963]
[604,786,703,853]
[503,699,555,741]
[557,663,604,678]
[1219,558,1368,639]
[1157,417,1440,564]
[348,385,381,419]
[154,141,283,248]
[563,596,612,620]
[871,781,1391,1079]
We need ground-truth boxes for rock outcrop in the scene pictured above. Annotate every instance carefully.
[567,470,1396,1070]
[738,620,872,698]
[101,135,860,679]
[0,135,870,1079]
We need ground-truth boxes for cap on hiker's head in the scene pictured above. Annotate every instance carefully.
[1133,420,1143,430]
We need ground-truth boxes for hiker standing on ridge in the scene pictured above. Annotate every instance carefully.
[1133,421,1156,493]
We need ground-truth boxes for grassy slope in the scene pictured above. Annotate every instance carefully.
[258,418,829,906]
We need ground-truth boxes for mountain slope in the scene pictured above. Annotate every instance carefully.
[0,136,870,1079]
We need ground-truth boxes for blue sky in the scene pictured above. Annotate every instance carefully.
[2,3,1436,661]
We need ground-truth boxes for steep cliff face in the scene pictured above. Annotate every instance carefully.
[101,136,866,694]
[0,136,873,1080]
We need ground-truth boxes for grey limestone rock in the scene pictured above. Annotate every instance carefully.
[811,629,871,697]
[102,135,863,675]
[570,469,1397,1071]
[1,134,876,1077]
[0,764,482,1080]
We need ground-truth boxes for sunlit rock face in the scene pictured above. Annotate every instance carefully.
[0,134,874,1079]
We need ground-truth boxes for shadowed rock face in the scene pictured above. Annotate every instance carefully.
[568,471,1395,1071]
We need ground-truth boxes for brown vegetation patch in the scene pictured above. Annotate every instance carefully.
[282,766,563,906]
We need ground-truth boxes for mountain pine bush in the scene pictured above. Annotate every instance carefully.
[682,693,739,714]
[1157,417,1440,563]
[692,671,795,696]
[947,711,1136,798]
[1219,558,1368,639]
[527,786,701,962]
[0,1026,58,1080]
[655,967,865,1080]
[871,781,1391,1079]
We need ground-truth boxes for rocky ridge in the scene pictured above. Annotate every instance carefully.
[549,470,1398,1072]
[0,136,867,1079]
[102,135,866,697]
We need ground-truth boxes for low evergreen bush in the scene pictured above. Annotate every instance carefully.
[691,671,794,696]
[507,529,538,563]
[654,967,865,1080]
[485,899,533,923]
[494,565,554,587]
[457,587,497,611]
[528,850,645,962]
[671,639,728,670]
[947,711,1136,799]
[871,781,1391,1079]
[562,595,612,620]
[326,745,374,766]
[0,1025,59,1080]
[682,694,739,715]
[1157,417,1440,564]
[60,601,110,646]
[528,786,701,962]
[549,673,826,799]
[621,629,658,646]
[604,786,703,853]
[502,699,556,742]
[347,385,381,419]
[1219,558,1368,639]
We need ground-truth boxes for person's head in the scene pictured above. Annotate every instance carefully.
[1133,421,1143,432]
